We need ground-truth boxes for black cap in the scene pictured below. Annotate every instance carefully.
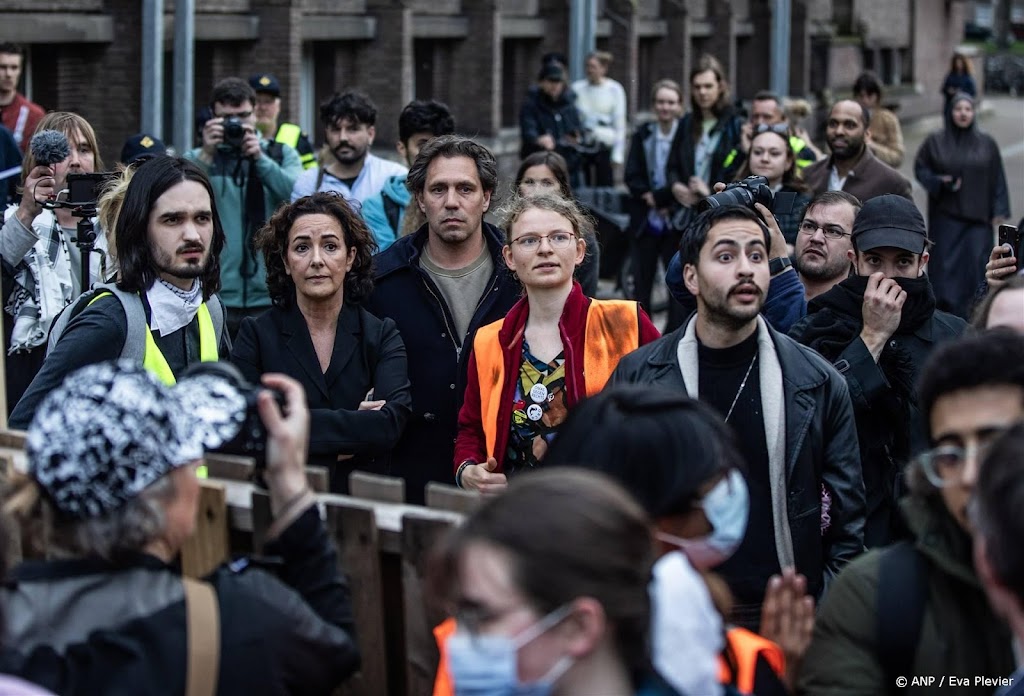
[538,64,566,82]
[851,195,929,254]
[248,73,281,97]
[120,133,167,165]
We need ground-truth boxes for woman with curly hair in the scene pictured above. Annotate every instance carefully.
[231,191,412,492]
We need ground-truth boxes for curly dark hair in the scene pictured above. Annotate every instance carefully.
[256,192,377,308]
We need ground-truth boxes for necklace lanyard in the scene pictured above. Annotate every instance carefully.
[724,354,758,423]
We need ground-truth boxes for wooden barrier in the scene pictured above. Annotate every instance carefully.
[425,482,481,514]
[180,480,230,578]
[0,423,473,696]
[349,471,405,504]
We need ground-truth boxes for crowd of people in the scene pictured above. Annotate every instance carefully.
[0,38,1020,696]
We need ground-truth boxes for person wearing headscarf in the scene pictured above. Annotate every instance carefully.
[914,93,1010,318]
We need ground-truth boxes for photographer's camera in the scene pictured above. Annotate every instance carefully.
[219,116,247,153]
[699,174,797,217]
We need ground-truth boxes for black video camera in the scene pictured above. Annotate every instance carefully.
[698,175,797,217]
[219,116,247,153]
[65,172,115,210]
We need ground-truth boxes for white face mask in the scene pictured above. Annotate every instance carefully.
[447,604,575,696]
[656,468,750,570]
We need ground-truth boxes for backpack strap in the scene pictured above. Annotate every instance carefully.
[876,541,929,691]
[205,293,226,350]
[45,283,147,362]
[265,140,285,166]
[382,193,402,237]
[182,577,220,696]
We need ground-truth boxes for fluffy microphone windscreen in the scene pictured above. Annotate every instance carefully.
[30,130,71,167]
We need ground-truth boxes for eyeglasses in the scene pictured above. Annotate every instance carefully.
[799,220,850,240]
[755,123,790,136]
[215,110,253,120]
[509,232,577,250]
[916,441,997,488]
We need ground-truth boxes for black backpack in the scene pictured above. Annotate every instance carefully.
[876,541,929,693]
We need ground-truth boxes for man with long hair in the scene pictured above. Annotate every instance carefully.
[9,156,230,429]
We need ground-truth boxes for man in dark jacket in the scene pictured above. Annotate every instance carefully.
[365,136,520,503]
[790,195,967,547]
[798,330,1021,695]
[802,100,912,203]
[519,63,585,186]
[0,362,359,694]
[610,204,864,630]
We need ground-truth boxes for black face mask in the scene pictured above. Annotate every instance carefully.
[844,273,937,333]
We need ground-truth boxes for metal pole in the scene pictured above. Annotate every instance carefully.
[141,0,164,137]
[173,0,195,153]
[770,0,792,97]
[569,0,597,83]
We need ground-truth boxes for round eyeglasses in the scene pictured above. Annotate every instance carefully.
[509,232,577,250]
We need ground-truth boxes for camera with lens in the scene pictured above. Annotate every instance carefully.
[698,175,796,217]
[219,116,247,153]
[177,362,286,470]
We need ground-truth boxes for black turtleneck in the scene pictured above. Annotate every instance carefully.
[698,329,780,619]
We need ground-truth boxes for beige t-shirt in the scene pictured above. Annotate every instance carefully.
[420,244,494,345]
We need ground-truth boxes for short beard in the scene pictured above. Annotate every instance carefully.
[332,144,368,166]
[795,254,850,282]
[699,290,763,332]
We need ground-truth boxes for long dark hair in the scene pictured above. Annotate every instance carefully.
[256,191,377,307]
[514,150,574,198]
[115,156,225,300]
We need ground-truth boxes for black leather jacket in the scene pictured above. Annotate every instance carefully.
[609,319,865,599]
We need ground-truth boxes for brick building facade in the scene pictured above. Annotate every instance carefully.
[0,0,970,174]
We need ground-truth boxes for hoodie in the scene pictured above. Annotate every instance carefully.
[361,174,411,252]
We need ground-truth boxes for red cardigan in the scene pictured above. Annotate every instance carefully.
[454,282,660,475]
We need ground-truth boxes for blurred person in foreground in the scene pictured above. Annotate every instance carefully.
[971,423,1024,696]
[798,329,1021,695]
[0,361,359,694]
[547,384,812,696]
[429,468,682,695]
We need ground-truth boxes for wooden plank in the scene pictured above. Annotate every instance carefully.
[324,498,389,696]
[350,471,405,504]
[203,453,254,481]
[0,431,26,450]
[180,480,229,578]
[203,455,328,494]
[425,482,481,515]
[306,466,330,493]
[401,513,458,696]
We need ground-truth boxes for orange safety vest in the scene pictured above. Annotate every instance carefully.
[432,617,457,696]
[717,626,786,695]
[472,300,641,459]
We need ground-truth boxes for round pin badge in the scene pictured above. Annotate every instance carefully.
[529,383,548,403]
[526,403,544,421]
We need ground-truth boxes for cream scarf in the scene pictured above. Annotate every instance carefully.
[676,314,796,570]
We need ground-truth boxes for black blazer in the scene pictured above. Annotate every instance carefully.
[232,301,412,493]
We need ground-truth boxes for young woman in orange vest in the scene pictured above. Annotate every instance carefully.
[453,193,659,492]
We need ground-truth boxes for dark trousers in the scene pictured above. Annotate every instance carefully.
[580,147,614,187]
[631,229,686,332]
